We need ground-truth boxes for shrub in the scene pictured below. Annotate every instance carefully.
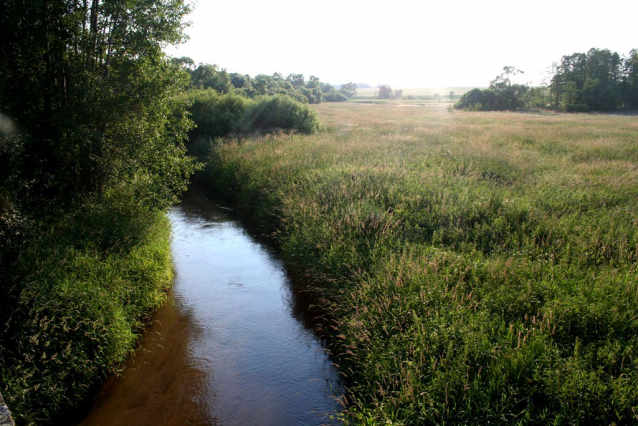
[182,91,321,154]
[181,89,250,142]
[455,88,505,111]
[237,95,320,135]
[0,192,173,425]
[324,90,349,102]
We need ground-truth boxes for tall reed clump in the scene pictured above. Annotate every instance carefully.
[201,103,638,425]
[0,189,173,425]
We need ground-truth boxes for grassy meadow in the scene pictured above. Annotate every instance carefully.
[353,87,476,103]
[201,103,638,424]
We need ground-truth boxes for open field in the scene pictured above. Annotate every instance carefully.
[353,86,477,100]
[203,103,638,424]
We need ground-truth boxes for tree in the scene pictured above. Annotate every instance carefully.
[548,48,633,111]
[0,0,197,210]
[624,50,638,109]
[339,82,358,98]
[489,66,528,109]
[377,85,394,99]
[171,56,196,70]
[191,64,234,93]
[287,73,305,88]
[455,67,529,111]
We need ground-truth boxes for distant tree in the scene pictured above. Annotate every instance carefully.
[287,74,305,88]
[324,89,348,102]
[339,82,358,98]
[455,67,529,111]
[377,85,394,99]
[624,49,638,109]
[321,83,335,94]
[548,48,635,111]
[394,89,403,99]
[191,64,233,93]
[489,66,528,109]
[171,56,196,70]
[449,91,455,100]
[230,73,251,89]
[305,76,320,89]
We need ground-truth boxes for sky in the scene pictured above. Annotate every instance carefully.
[166,0,638,88]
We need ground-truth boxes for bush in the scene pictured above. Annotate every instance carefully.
[0,192,173,425]
[237,95,320,135]
[455,88,505,111]
[182,91,321,153]
[324,90,349,102]
[181,89,250,142]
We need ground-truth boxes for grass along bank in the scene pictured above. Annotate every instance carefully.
[200,103,638,424]
[0,190,174,425]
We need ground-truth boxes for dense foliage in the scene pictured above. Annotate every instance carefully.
[455,67,528,111]
[202,103,638,425]
[1,199,173,425]
[179,89,320,159]
[549,48,638,111]
[0,0,197,210]
[172,59,356,104]
[457,49,638,112]
[0,0,195,423]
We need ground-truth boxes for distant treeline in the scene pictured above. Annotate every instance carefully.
[456,48,638,112]
[549,48,638,111]
[172,57,358,104]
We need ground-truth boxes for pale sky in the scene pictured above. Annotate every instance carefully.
[166,0,638,88]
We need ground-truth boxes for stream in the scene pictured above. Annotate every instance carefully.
[77,190,343,425]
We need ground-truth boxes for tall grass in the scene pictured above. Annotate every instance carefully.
[0,189,174,425]
[200,104,638,424]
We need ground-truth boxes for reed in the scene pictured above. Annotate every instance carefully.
[201,104,638,424]
[0,190,174,425]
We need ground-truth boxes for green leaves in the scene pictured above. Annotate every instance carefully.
[0,0,196,210]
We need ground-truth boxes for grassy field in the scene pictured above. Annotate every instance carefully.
[354,86,477,101]
[202,103,638,424]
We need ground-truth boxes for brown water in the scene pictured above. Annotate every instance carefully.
[78,191,343,426]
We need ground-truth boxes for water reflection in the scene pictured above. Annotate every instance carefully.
[78,190,343,426]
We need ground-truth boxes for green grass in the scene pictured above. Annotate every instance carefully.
[0,189,174,425]
[200,103,638,424]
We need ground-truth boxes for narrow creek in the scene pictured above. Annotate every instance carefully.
[77,190,344,425]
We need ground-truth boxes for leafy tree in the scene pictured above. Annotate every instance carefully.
[456,67,528,111]
[624,50,638,109]
[287,73,305,88]
[489,66,528,110]
[191,64,234,93]
[324,90,348,102]
[171,56,196,70]
[0,0,197,210]
[339,82,358,98]
[549,48,636,111]
[322,83,335,94]
[377,85,394,99]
